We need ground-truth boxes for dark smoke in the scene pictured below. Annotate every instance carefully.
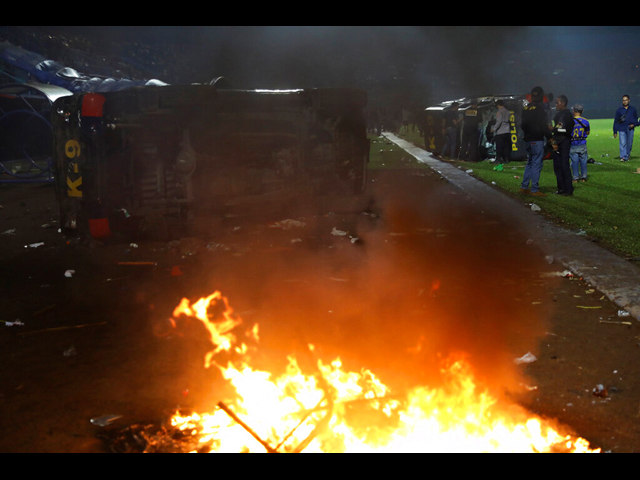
[179,168,553,404]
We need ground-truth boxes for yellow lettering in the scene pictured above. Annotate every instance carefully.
[65,140,81,159]
[67,176,82,197]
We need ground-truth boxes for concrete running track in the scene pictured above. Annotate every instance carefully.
[384,132,640,322]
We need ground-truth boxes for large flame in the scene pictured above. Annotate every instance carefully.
[168,291,599,453]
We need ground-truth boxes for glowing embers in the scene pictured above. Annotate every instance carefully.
[168,291,600,453]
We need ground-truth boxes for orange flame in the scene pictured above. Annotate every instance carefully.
[169,291,600,453]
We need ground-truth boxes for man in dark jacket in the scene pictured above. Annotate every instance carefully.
[459,99,482,162]
[613,94,638,162]
[551,95,575,196]
[520,87,552,196]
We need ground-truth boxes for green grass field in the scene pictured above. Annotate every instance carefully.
[378,119,640,259]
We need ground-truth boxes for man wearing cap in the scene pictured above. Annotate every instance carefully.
[570,104,590,182]
[613,94,638,162]
[520,87,552,196]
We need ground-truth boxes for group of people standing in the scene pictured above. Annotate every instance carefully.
[519,89,637,197]
[433,89,637,198]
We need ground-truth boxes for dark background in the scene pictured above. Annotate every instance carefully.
[3,26,640,118]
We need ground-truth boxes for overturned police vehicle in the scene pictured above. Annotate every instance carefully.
[422,94,553,161]
[52,84,370,239]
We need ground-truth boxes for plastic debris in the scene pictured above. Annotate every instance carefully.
[2,319,24,327]
[540,270,574,278]
[268,219,306,230]
[530,204,541,212]
[331,227,348,236]
[2,228,16,235]
[618,310,631,317]
[26,242,44,248]
[514,352,538,365]
[64,270,75,277]
[90,414,123,427]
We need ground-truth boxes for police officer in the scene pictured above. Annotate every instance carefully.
[520,87,552,196]
[550,95,575,196]
[459,99,482,162]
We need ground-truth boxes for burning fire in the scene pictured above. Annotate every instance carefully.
[168,291,600,453]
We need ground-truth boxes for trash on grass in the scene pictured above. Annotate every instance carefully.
[530,204,541,212]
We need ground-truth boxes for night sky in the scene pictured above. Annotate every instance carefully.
[15,26,640,117]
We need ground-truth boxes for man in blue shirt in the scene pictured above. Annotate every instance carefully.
[613,94,638,162]
[570,104,590,182]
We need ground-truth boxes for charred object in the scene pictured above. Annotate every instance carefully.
[52,85,370,240]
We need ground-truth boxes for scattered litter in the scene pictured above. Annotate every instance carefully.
[129,243,139,248]
[492,164,504,171]
[599,320,632,325]
[268,219,306,230]
[26,242,44,248]
[90,414,123,427]
[63,345,77,357]
[514,352,538,365]
[585,289,595,294]
[592,384,608,398]
[331,227,348,236]
[530,204,541,212]
[465,169,473,174]
[617,310,631,317]
[541,270,574,278]
[1,319,24,327]
[64,270,75,277]
[350,236,359,244]
[2,228,16,235]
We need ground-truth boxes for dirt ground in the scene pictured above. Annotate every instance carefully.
[1,166,640,453]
